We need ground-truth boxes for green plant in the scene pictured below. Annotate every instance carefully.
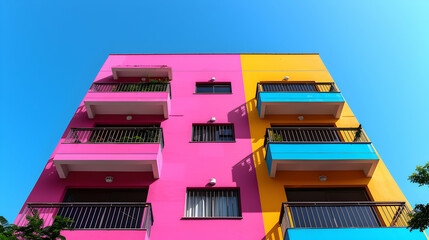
[115,132,158,143]
[148,77,170,83]
[0,213,73,240]
[0,216,17,240]
[408,162,429,232]
[353,125,363,142]
[272,133,283,142]
[148,79,160,83]
[116,136,145,143]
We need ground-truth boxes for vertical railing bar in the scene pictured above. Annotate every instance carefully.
[98,206,107,228]
[75,206,85,229]
[356,206,363,228]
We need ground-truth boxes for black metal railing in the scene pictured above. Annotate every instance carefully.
[64,127,164,148]
[191,124,235,142]
[279,201,410,234]
[90,83,171,98]
[18,203,153,234]
[264,126,369,148]
[256,82,339,99]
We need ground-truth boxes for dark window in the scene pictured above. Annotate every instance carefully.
[192,124,235,142]
[185,189,241,218]
[285,188,370,202]
[63,188,148,202]
[285,188,381,228]
[195,83,232,94]
[59,189,149,229]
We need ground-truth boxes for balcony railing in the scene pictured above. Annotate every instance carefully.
[17,203,153,234]
[64,127,164,149]
[256,82,339,98]
[90,83,171,97]
[265,126,369,147]
[280,201,410,233]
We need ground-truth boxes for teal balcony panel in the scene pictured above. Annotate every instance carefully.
[285,228,427,240]
[266,143,379,177]
[257,92,345,118]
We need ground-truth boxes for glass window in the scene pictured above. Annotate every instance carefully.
[185,189,241,218]
[192,124,235,142]
[196,83,232,94]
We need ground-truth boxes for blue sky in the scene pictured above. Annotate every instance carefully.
[1,0,428,221]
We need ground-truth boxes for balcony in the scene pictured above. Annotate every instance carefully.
[279,202,427,240]
[53,127,164,179]
[84,83,171,119]
[17,203,153,239]
[256,82,345,118]
[111,64,172,80]
[264,127,379,177]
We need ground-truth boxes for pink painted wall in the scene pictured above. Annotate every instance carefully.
[16,55,265,239]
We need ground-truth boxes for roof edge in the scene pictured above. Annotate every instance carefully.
[108,53,320,55]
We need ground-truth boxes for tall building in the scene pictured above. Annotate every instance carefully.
[15,54,427,240]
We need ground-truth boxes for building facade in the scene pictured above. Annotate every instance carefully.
[15,54,427,240]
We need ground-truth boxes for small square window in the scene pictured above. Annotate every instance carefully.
[185,189,242,218]
[195,83,232,94]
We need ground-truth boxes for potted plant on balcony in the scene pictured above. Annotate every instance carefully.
[272,133,283,142]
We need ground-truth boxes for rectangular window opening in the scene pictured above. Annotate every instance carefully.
[192,124,235,142]
[184,189,242,218]
[195,83,232,94]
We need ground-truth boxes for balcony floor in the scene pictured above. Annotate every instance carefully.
[285,228,427,240]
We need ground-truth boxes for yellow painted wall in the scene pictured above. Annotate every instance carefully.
[240,54,409,240]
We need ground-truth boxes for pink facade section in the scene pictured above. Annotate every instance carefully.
[16,55,265,239]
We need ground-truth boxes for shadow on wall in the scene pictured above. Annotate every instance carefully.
[231,152,263,213]
[263,223,283,240]
[227,102,251,139]
[252,145,266,169]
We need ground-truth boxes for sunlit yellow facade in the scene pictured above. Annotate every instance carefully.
[240,54,410,240]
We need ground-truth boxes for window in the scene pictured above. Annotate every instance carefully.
[185,189,241,218]
[195,83,232,94]
[63,188,148,202]
[192,124,235,142]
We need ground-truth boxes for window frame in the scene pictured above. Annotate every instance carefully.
[194,82,232,94]
[191,124,236,143]
[183,188,243,219]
